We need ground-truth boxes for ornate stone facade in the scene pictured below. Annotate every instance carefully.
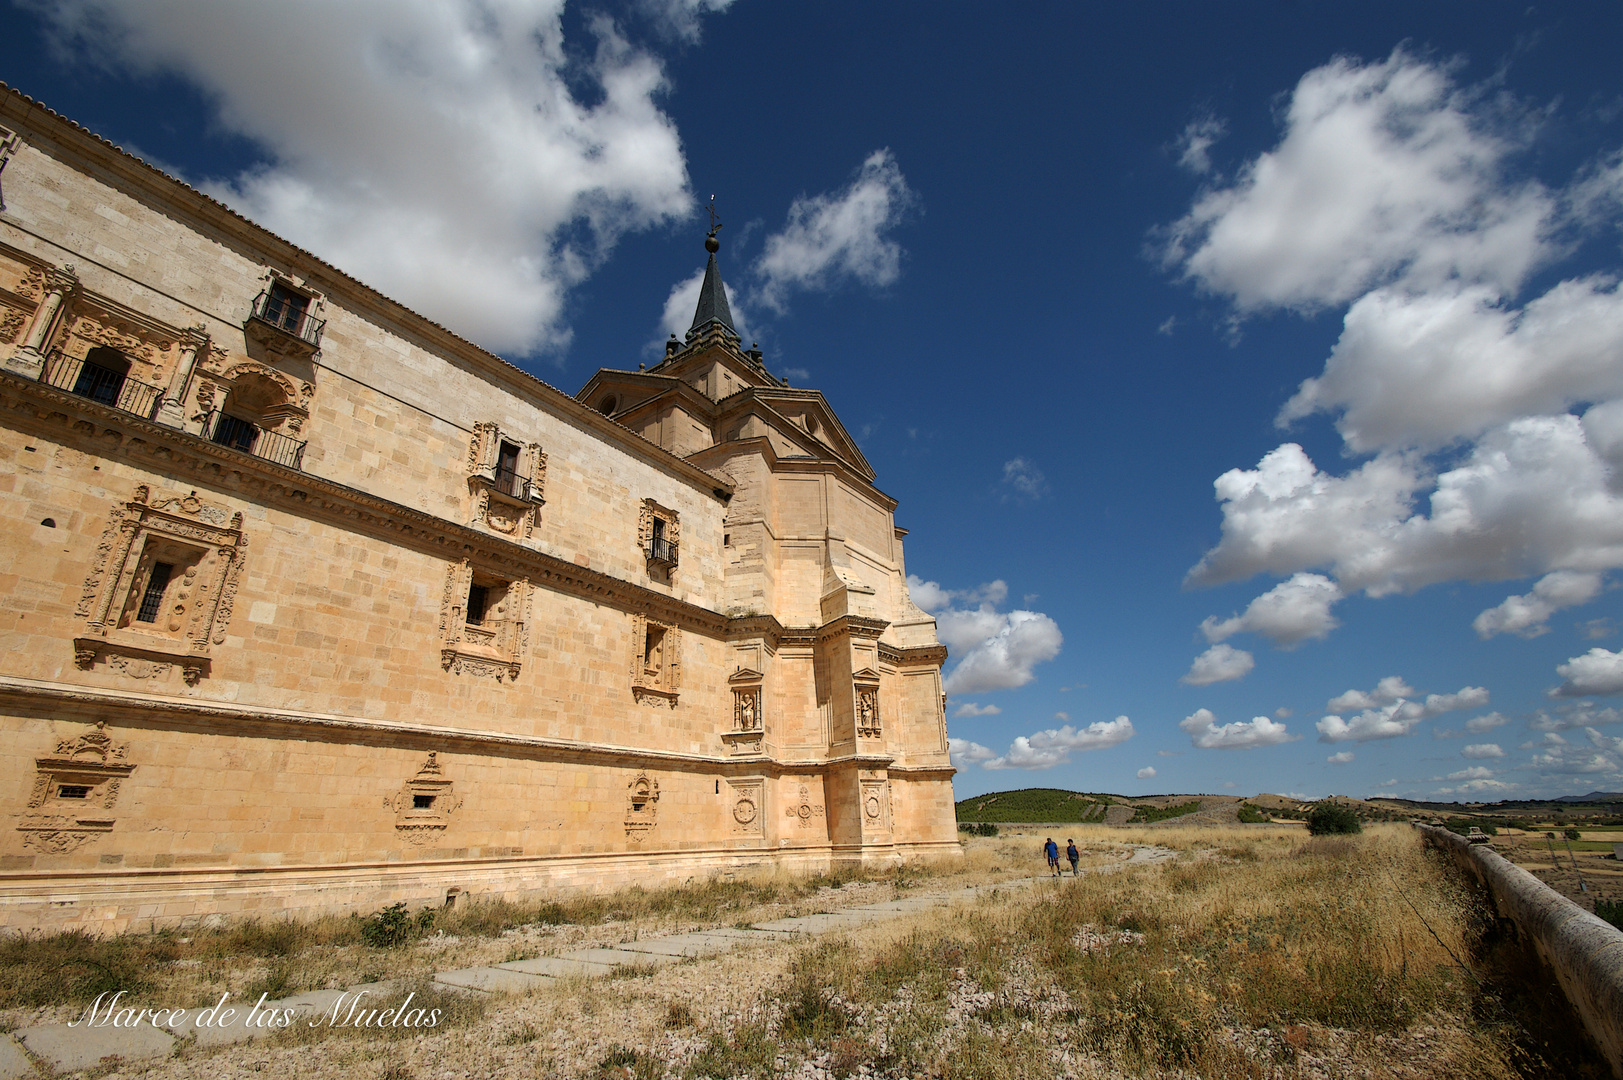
[0,86,957,932]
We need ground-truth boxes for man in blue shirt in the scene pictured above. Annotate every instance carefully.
[1043,837,1060,876]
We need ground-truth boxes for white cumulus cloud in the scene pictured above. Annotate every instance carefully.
[1465,712,1512,734]
[1180,708,1299,750]
[1530,703,1623,732]
[982,717,1136,770]
[1000,458,1047,501]
[1181,644,1255,686]
[1316,682,1488,743]
[1201,573,1343,647]
[1552,647,1623,698]
[947,738,997,770]
[1327,750,1355,764]
[1474,570,1606,639]
[1137,766,1157,780]
[750,149,915,313]
[1462,743,1505,759]
[907,577,1062,696]
[1167,50,1623,645]
[951,702,1002,718]
[1160,48,1552,314]
[35,0,709,357]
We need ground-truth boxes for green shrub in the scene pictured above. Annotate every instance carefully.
[359,902,435,948]
[1129,801,1202,824]
[1237,803,1268,824]
[1306,803,1362,836]
[1565,827,1582,841]
[1597,899,1623,931]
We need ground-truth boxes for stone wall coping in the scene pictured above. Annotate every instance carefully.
[1419,824,1623,1077]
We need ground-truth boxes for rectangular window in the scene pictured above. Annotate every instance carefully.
[264,283,310,334]
[413,794,436,810]
[56,784,92,800]
[643,624,666,676]
[466,583,489,626]
[135,562,174,624]
[494,440,521,497]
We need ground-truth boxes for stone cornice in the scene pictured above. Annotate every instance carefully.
[0,371,726,637]
[0,86,730,502]
[0,676,927,779]
[878,642,949,666]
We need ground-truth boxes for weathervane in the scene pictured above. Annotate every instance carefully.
[704,196,722,253]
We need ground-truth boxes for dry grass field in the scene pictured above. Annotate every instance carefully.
[2,824,1608,1079]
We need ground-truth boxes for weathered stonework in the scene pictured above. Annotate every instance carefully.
[0,87,957,932]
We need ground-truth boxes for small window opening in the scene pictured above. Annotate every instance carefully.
[56,784,92,800]
[598,395,617,415]
[494,440,521,497]
[466,583,489,626]
[40,518,56,528]
[444,888,461,908]
[212,413,259,453]
[413,794,436,810]
[135,562,175,624]
[723,533,730,546]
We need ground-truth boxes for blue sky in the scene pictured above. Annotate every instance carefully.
[6,1,1623,802]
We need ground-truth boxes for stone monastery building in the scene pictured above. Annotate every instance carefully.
[0,87,957,930]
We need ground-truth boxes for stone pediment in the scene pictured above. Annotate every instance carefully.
[728,666,765,683]
[852,666,883,683]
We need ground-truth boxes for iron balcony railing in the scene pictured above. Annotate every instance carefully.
[41,351,164,420]
[249,290,325,347]
[649,536,678,564]
[200,408,308,470]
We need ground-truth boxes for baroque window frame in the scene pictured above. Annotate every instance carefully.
[439,558,531,682]
[18,723,136,854]
[385,752,462,846]
[638,498,679,578]
[629,612,681,708]
[75,485,248,685]
[466,421,546,539]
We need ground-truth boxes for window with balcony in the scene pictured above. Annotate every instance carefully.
[245,278,324,355]
[639,499,679,583]
[40,346,165,420]
[466,423,545,538]
[197,368,309,469]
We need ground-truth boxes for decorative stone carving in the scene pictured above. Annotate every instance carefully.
[860,779,891,831]
[721,667,764,754]
[624,772,660,841]
[0,304,25,344]
[630,613,680,707]
[783,784,825,829]
[465,422,545,539]
[386,752,462,843]
[853,668,882,739]
[17,723,135,852]
[727,778,764,837]
[74,484,246,684]
[438,560,530,682]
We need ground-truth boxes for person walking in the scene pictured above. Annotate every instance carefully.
[1066,838,1080,876]
[1043,836,1060,876]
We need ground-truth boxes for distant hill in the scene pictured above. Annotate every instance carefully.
[955,788,1121,823]
[1556,791,1623,802]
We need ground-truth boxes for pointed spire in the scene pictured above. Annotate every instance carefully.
[688,209,736,340]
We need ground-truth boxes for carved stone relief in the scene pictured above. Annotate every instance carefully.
[439,560,530,682]
[385,752,462,845]
[727,779,764,837]
[17,722,136,853]
[465,422,545,539]
[860,779,891,831]
[624,772,660,842]
[783,784,825,829]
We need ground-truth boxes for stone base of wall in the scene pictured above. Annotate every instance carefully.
[0,840,964,933]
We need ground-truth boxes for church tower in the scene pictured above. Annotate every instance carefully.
[577,224,956,864]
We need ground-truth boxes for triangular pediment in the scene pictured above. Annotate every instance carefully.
[728,666,765,683]
[852,666,882,683]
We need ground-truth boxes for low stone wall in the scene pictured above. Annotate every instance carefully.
[1419,824,1623,1078]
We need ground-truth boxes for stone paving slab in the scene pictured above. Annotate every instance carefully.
[0,1036,34,1080]
[612,933,734,957]
[20,1020,177,1072]
[434,967,553,994]
[559,947,680,968]
[496,955,614,978]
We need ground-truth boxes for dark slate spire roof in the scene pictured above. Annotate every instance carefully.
[688,230,736,339]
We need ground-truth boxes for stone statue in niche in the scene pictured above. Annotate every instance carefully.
[733,686,761,731]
